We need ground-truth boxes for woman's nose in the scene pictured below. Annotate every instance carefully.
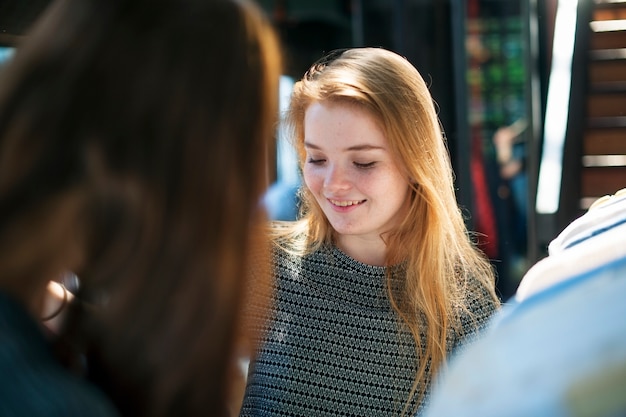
[323,164,351,192]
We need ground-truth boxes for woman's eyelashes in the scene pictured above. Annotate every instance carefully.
[306,156,377,169]
[353,161,376,169]
[307,157,325,165]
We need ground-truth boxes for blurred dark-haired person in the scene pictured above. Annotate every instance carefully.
[0,0,282,416]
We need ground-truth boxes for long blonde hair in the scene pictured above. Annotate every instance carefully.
[280,47,499,412]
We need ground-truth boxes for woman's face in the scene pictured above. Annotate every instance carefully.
[303,101,411,245]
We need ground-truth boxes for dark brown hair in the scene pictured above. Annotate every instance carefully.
[0,0,282,415]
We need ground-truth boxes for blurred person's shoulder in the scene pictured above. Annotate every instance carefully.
[0,291,119,417]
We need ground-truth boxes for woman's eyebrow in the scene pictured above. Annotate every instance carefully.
[304,141,384,152]
[345,144,385,151]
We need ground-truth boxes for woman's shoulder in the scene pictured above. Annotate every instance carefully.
[464,273,501,312]
[452,272,501,339]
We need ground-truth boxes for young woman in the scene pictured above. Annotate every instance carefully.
[240,47,500,416]
[0,0,281,415]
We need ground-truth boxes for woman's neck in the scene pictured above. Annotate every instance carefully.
[335,234,388,266]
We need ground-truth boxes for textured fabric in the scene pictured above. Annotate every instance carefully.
[240,244,498,416]
[0,291,119,417]
[548,188,626,255]
[516,189,626,302]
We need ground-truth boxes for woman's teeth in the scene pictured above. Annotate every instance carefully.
[330,199,364,207]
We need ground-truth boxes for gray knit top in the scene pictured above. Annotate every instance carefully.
[240,243,498,416]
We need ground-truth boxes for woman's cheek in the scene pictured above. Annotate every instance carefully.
[303,166,321,192]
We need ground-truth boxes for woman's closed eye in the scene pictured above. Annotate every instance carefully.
[307,157,326,165]
[354,161,377,169]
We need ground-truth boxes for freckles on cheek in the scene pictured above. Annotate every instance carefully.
[302,169,319,191]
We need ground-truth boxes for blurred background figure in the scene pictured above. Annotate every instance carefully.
[0,0,282,416]
[492,118,529,285]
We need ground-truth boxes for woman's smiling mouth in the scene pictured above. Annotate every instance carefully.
[328,199,366,207]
